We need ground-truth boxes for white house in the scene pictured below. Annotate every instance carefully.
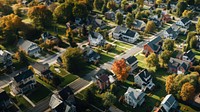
[17,38,41,57]
[124,87,145,108]
[112,26,139,43]
[133,19,146,31]
[126,56,138,72]
[134,69,155,91]
[158,94,179,112]
[163,27,179,40]
[176,17,191,29]
[10,69,36,94]
[88,32,105,46]
[0,50,12,70]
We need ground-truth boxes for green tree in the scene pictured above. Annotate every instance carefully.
[145,21,156,33]
[53,3,74,24]
[121,0,127,10]
[146,53,159,68]
[125,13,134,28]
[180,82,195,101]
[182,10,193,19]
[102,92,116,107]
[73,3,88,18]
[107,0,117,11]
[137,0,144,8]
[62,47,85,74]
[93,0,104,11]
[115,12,123,25]
[176,1,187,17]
[189,36,197,49]
[163,39,175,51]
[28,5,53,28]
[186,31,196,44]
[196,18,200,34]
[159,50,172,67]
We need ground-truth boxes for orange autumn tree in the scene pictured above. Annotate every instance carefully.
[112,59,130,81]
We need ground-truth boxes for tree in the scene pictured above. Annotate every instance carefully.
[146,53,159,68]
[166,75,175,94]
[14,51,29,65]
[180,82,195,101]
[159,50,172,67]
[107,0,117,11]
[196,18,200,34]
[145,21,156,33]
[66,28,77,47]
[0,3,13,16]
[115,12,123,25]
[182,10,193,19]
[163,39,175,51]
[112,59,130,81]
[82,24,88,36]
[125,13,134,28]
[176,1,187,17]
[121,0,127,10]
[28,5,53,28]
[101,0,108,13]
[137,0,144,8]
[93,0,104,11]
[73,3,88,18]
[167,1,171,10]
[53,3,74,24]
[102,92,116,107]
[189,36,197,49]
[186,31,196,44]
[0,14,24,44]
[62,48,85,74]
[156,0,162,5]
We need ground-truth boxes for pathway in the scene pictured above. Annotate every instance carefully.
[22,95,35,107]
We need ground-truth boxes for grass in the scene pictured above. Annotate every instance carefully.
[99,51,115,64]
[26,84,52,104]
[76,64,97,75]
[59,74,79,88]
[50,65,69,77]
[15,95,32,111]
[114,41,133,49]
[192,49,200,60]
[36,76,56,91]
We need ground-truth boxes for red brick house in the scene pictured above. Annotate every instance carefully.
[143,36,163,56]
[95,74,110,90]
[162,14,171,23]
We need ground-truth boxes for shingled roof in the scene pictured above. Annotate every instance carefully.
[13,70,34,82]
[147,36,162,52]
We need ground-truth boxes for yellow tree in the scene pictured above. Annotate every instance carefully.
[112,59,130,81]
[180,82,195,101]
[182,10,193,19]
[156,0,162,5]
[137,0,144,8]
[145,21,156,33]
[165,75,175,94]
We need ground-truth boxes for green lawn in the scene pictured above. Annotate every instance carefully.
[192,49,200,60]
[99,51,115,64]
[76,64,97,76]
[59,74,79,88]
[50,65,69,77]
[15,95,32,111]
[114,41,133,49]
[36,76,56,91]
[26,84,52,104]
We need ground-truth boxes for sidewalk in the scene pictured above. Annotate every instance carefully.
[22,95,35,107]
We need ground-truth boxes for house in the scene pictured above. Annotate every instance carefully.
[0,89,12,110]
[95,74,110,90]
[176,17,191,29]
[41,32,59,43]
[0,50,12,70]
[162,14,171,23]
[134,69,155,91]
[105,10,115,20]
[163,27,179,40]
[182,50,195,64]
[93,19,106,29]
[88,32,105,46]
[49,94,76,112]
[124,87,145,108]
[168,57,190,75]
[10,69,36,94]
[112,26,139,43]
[17,38,41,57]
[58,86,75,105]
[143,36,163,56]
[126,56,138,72]
[148,16,162,28]
[156,94,179,112]
[133,19,146,31]
[82,46,100,63]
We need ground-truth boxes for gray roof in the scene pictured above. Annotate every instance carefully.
[166,27,178,39]
[181,17,191,25]
[161,94,179,111]
[14,70,34,82]
[17,38,38,53]
[89,31,101,39]
[133,19,146,29]
[125,87,145,100]
[94,19,104,26]
[113,26,137,38]
[184,50,195,61]
[136,69,152,86]
[168,58,189,71]
[147,36,162,52]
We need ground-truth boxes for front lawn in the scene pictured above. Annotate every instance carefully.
[36,76,56,91]
[26,84,52,104]
[15,95,32,111]
[99,51,115,64]
[50,65,69,77]
[59,74,79,88]
[113,41,133,49]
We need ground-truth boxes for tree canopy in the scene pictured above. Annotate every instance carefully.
[115,12,123,25]
[112,59,130,81]
[102,92,116,107]
[125,13,134,28]
[145,21,156,33]
[180,82,195,101]
[28,5,53,28]
[159,50,172,67]
[146,53,159,69]
[196,18,200,34]
[176,1,187,17]
[163,39,175,51]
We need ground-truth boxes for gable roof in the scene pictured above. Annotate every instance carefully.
[168,58,190,71]
[180,17,191,25]
[126,56,137,65]
[32,62,49,72]
[113,26,137,38]
[147,36,162,52]
[96,74,109,83]
[17,38,39,53]
[94,19,105,26]
[89,31,101,39]
[58,86,74,101]
[49,94,63,109]
[161,94,179,111]
[184,50,195,60]
[13,70,34,82]
[135,69,152,86]
[165,27,178,39]
[125,87,145,100]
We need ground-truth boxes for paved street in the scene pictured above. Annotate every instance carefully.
[68,78,90,93]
